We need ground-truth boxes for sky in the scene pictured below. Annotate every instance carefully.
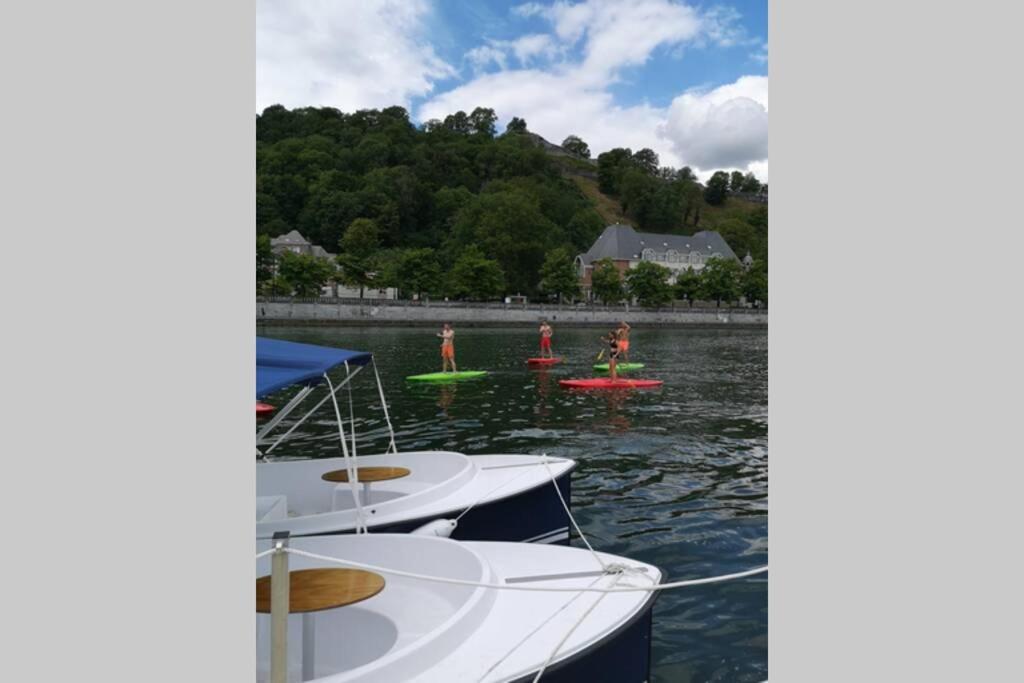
[256,0,767,181]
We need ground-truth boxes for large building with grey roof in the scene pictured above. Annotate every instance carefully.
[575,224,742,299]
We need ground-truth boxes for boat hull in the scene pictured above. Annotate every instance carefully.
[510,592,658,683]
[362,468,572,545]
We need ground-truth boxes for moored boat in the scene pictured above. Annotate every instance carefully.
[256,337,575,544]
[255,533,663,682]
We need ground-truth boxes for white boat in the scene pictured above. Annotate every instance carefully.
[256,338,575,543]
[256,533,663,683]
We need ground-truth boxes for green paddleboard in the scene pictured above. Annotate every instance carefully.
[406,370,488,382]
[593,362,645,371]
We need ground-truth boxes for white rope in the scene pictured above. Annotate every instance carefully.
[477,573,609,682]
[344,361,357,459]
[277,546,767,594]
[255,548,276,560]
[324,373,368,534]
[541,453,606,571]
[532,572,624,682]
[371,358,398,454]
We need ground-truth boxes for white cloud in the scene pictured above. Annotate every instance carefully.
[421,1,767,179]
[419,69,669,164]
[659,76,768,171]
[465,34,561,73]
[256,0,455,112]
[466,45,508,72]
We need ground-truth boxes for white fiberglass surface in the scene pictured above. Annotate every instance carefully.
[255,535,494,683]
[256,451,471,515]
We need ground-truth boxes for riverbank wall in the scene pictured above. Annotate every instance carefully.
[256,298,767,327]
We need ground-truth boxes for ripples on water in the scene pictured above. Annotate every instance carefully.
[258,324,767,682]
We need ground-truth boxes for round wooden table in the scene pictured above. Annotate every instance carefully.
[257,568,385,681]
[321,466,411,505]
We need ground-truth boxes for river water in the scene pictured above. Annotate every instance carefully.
[257,324,768,682]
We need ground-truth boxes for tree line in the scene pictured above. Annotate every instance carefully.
[587,257,766,308]
[256,104,768,302]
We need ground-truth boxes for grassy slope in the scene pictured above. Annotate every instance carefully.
[565,167,763,234]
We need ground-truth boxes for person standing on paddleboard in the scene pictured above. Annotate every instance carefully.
[616,321,631,364]
[602,331,620,382]
[437,323,457,373]
[539,320,554,358]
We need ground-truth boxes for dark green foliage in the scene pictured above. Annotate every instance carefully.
[740,172,762,194]
[381,248,442,298]
[561,135,590,159]
[566,209,605,251]
[730,171,745,192]
[741,259,767,304]
[704,171,731,206]
[505,117,528,134]
[539,247,582,302]
[276,251,335,297]
[256,105,590,287]
[596,147,633,195]
[337,218,381,297]
[254,105,769,295]
[625,261,674,307]
[699,257,743,304]
[469,107,498,137]
[674,268,702,301]
[633,148,660,175]
[449,246,505,300]
[590,258,624,304]
[449,189,559,296]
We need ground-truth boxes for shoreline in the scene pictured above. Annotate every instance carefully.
[256,300,767,328]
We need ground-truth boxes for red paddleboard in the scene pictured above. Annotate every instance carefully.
[527,357,562,365]
[256,402,276,416]
[559,378,663,389]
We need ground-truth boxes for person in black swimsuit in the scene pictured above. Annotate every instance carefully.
[602,331,620,382]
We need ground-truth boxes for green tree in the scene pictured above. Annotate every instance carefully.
[674,268,702,301]
[741,259,767,305]
[699,257,743,305]
[596,147,633,195]
[704,171,731,206]
[561,135,591,159]
[337,218,381,298]
[443,110,471,135]
[633,148,660,175]
[566,209,604,250]
[449,190,558,296]
[505,117,528,134]
[449,246,505,300]
[539,247,581,302]
[740,172,761,194]
[625,261,673,307]
[257,234,275,290]
[392,248,442,299]
[276,251,335,297]
[469,107,498,137]
[730,171,745,192]
[590,257,624,304]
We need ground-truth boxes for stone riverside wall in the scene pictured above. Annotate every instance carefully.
[256,298,767,327]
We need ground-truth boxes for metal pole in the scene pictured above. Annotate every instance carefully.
[270,531,290,683]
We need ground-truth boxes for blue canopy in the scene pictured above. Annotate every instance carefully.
[257,337,373,399]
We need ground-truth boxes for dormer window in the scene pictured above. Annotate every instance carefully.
[642,248,655,261]
[666,249,679,262]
